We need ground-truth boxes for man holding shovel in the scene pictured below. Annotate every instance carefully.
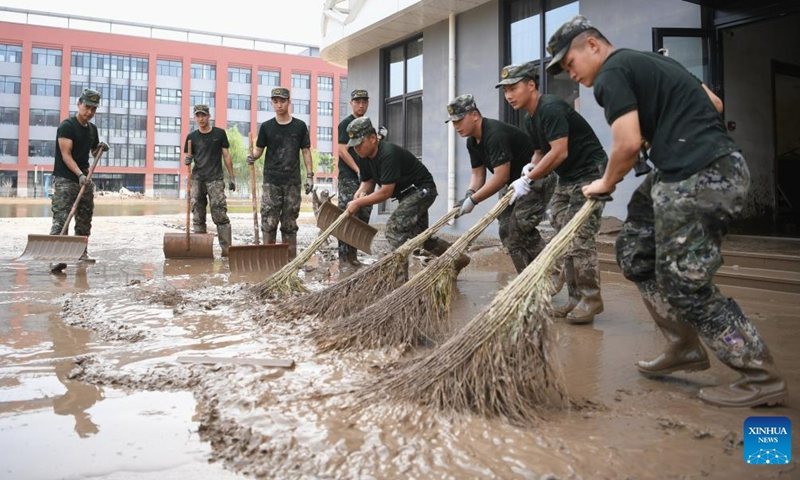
[247,87,313,260]
[447,94,555,274]
[345,117,470,272]
[499,62,608,324]
[549,15,786,407]
[183,104,235,257]
[49,88,108,262]
[336,89,373,268]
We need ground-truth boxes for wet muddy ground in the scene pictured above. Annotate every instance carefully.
[0,210,798,479]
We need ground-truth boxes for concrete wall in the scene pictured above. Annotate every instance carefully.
[579,0,701,220]
[343,0,706,232]
[722,14,800,220]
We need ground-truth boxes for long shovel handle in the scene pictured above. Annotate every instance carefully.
[60,146,105,235]
[249,132,260,245]
[186,139,192,249]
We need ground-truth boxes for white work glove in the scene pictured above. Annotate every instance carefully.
[246,155,256,165]
[184,155,193,166]
[509,176,531,205]
[78,174,91,187]
[96,141,109,152]
[456,195,476,218]
[522,163,535,176]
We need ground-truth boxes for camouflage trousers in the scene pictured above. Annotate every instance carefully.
[550,181,604,302]
[615,152,762,353]
[261,182,301,238]
[498,172,556,273]
[49,177,94,236]
[385,187,437,249]
[191,178,230,232]
[337,175,372,258]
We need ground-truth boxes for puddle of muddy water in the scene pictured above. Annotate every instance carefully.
[0,388,240,480]
[1,214,798,479]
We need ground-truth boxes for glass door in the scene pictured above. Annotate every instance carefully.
[652,28,717,93]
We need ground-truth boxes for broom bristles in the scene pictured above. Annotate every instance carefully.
[279,208,460,319]
[358,197,605,423]
[313,192,514,352]
[254,211,349,299]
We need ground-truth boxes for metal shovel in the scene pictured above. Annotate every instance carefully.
[229,163,289,274]
[163,139,215,259]
[229,132,289,274]
[316,201,377,254]
[17,147,105,262]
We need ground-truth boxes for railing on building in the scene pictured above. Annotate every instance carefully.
[0,6,320,57]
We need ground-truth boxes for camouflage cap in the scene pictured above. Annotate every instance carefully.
[346,116,376,147]
[350,89,369,100]
[271,87,290,99]
[193,104,210,115]
[445,94,478,123]
[495,62,539,88]
[79,88,101,107]
[546,14,597,75]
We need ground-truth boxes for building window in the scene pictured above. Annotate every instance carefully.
[71,51,91,76]
[291,73,310,90]
[0,107,20,125]
[130,86,148,109]
[228,67,251,84]
[96,114,147,138]
[317,127,333,142]
[0,75,21,94]
[318,75,333,91]
[503,0,579,124]
[29,140,56,158]
[129,56,149,81]
[154,174,179,185]
[191,63,216,80]
[30,78,61,97]
[383,37,423,157]
[154,144,181,163]
[317,101,333,117]
[0,44,23,63]
[227,93,251,110]
[339,76,349,118]
[258,96,276,112]
[31,47,62,66]
[91,53,111,77]
[157,59,182,77]
[259,70,280,87]
[292,99,310,115]
[190,91,215,107]
[104,144,146,167]
[155,116,182,133]
[228,121,250,137]
[156,87,182,105]
[29,109,60,127]
[0,138,19,156]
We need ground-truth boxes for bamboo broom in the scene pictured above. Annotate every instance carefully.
[279,207,460,320]
[358,195,610,424]
[313,190,515,352]
[254,211,349,298]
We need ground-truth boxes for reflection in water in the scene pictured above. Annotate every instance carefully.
[0,202,183,219]
[49,264,91,290]
[48,311,103,438]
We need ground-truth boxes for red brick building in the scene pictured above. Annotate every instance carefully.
[0,11,347,198]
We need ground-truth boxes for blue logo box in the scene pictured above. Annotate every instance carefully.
[744,416,791,465]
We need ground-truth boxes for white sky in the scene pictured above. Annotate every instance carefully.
[0,0,325,46]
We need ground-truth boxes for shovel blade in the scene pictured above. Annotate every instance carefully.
[163,232,215,258]
[17,234,88,261]
[229,243,290,275]
[316,202,377,254]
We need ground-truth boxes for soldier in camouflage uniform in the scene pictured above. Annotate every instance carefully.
[336,89,373,266]
[247,87,313,259]
[446,94,554,274]
[549,15,786,407]
[184,104,236,257]
[344,117,469,273]
[500,62,608,324]
[49,89,109,262]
